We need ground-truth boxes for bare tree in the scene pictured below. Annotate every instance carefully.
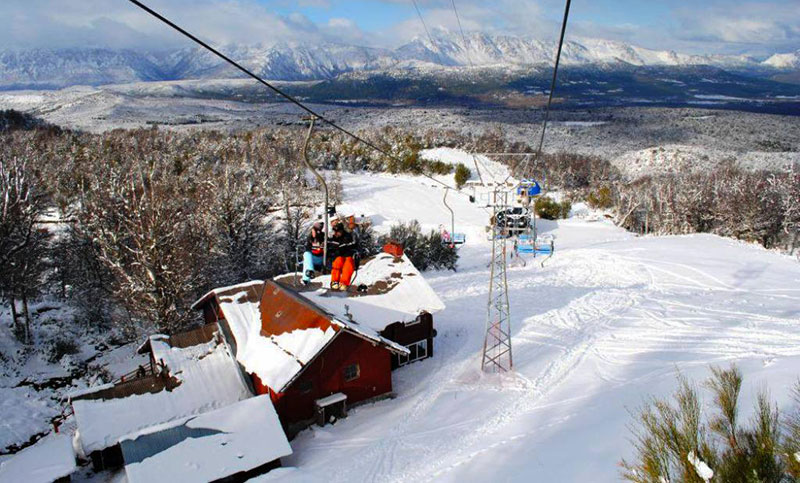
[0,157,49,342]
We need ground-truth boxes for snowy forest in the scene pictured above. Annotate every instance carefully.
[1,108,798,347]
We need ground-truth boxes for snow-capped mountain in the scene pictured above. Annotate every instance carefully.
[0,32,787,90]
[762,49,800,69]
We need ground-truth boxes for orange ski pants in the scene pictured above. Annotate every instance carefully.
[331,256,355,286]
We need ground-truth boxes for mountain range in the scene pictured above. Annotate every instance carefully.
[1,31,798,90]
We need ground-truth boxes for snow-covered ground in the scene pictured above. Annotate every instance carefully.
[611,144,799,180]
[274,154,800,481]
[2,84,798,177]
[2,150,799,481]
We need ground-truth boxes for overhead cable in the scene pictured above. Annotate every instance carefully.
[450,0,473,68]
[505,0,572,184]
[126,0,459,192]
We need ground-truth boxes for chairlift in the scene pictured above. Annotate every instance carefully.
[516,179,541,206]
[442,188,466,248]
[516,233,554,256]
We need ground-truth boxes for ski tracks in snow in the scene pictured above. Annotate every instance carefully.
[370,251,644,482]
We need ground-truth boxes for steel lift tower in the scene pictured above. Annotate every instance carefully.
[482,189,513,372]
[480,0,571,373]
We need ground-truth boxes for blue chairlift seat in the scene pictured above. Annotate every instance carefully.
[451,233,467,245]
[517,180,542,198]
[517,234,554,255]
[517,234,536,254]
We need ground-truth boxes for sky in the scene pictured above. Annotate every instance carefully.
[1,0,798,56]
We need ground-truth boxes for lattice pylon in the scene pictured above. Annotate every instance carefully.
[482,191,513,372]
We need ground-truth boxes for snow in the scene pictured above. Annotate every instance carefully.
[557,121,608,127]
[122,395,291,483]
[72,338,251,454]
[209,280,333,391]
[420,147,510,185]
[271,167,800,482]
[688,451,714,482]
[316,393,348,407]
[609,144,800,181]
[272,326,338,367]
[208,280,407,392]
[762,50,800,69]
[5,148,800,481]
[0,434,76,483]
[301,253,445,332]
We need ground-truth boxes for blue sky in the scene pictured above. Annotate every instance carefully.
[1,0,798,56]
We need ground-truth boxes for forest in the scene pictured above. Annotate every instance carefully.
[1,109,798,346]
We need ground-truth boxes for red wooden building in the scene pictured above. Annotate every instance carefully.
[193,279,408,433]
[289,249,446,369]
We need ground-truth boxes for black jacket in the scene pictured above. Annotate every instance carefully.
[328,229,355,258]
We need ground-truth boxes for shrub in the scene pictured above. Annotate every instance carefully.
[535,196,565,220]
[454,164,471,189]
[786,383,800,479]
[621,365,795,483]
[47,338,79,363]
[559,199,573,219]
[380,220,458,271]
[426,160,454,176]
[587,186,613,209]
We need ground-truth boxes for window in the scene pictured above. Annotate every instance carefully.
[397,339,429,367]
[397,352,409,367]
[343,363,360,382]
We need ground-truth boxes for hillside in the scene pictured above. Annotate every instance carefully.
[282,163,800,482]
[3,149,798,481]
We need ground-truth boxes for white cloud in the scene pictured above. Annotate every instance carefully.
[0,0,796,56]
[0,0,316,49]
[672,2,800,54]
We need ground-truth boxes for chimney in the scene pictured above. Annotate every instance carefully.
[382,241,404,258]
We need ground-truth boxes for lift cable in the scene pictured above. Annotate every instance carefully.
[411,0,443,64]
[126,0,460,192]
[503,0,571,186]
[450,0,473,68]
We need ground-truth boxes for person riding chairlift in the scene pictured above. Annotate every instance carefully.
[328,218,356,291]
[301,221,326,285]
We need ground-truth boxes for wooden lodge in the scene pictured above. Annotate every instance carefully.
[192,245,445,433]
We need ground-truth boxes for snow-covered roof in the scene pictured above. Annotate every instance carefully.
[199,279,408,394]
[299,253,446,332]
[0,434,76,483]
[72,337,252,454]
[216,281,337,392]
[191,279,265,311]
[121,395,291,483]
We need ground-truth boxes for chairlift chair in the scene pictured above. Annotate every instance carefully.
[516,233,554,256]
[516,179,542,206]
[442,188,467,248]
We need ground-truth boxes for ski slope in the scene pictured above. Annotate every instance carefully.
[277,165,800,481]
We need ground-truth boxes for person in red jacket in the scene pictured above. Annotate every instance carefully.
[328,219,356,291]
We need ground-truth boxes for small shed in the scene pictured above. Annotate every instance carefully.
[70,328,252,470]
[192,279,409,433]
[121,395,291,483]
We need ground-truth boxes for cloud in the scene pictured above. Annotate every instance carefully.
[0,0,320,49]
[671,2,800,54]
[0,0,796,56]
